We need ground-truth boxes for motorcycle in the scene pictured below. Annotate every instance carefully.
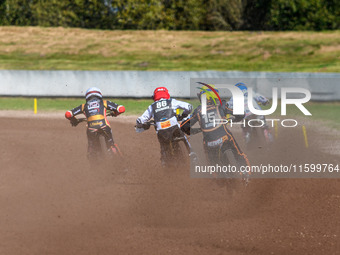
[184,117,249,186]
[242,115,273,150]
[135,116,198,168]
[73,111,122,164]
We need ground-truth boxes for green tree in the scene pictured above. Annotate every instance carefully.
[31,0,114,28]
[162,0,205,30]
[70,0,115,29]
[112,0,165,29]
[31,0,77,27]
[267,0,339,30]
[242,0,272,30]
[203,0,245,30]
[0,0,338,30]
[1,0,34,25]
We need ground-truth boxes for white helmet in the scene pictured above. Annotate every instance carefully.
[85,87,102,100]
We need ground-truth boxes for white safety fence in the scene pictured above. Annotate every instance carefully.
[0,70,339,100]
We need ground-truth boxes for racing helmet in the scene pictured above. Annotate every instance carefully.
[152,87,170,102]
[235,82,248,94]
[85,87,102,100]
[197,84,220,104]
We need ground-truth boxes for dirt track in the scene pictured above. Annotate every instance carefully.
[0,115,339,254]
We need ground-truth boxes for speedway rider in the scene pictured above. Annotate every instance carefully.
[180,84,250,181]
[227,82,273,145]
[65,87,125,158]
[136,87,193,167]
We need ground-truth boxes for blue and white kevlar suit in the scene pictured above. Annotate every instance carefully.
[227,83,273,144]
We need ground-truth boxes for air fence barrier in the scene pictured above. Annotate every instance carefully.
[0,70,339,100]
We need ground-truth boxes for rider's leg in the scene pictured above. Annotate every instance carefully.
[259,115,273,143]
[157,126,183,167]
[241,119,251,145]
[102,125,120,155]
[224,130,251,183]
[157,134,168,168]
[204,142,219,165]
[87,128,99,159]
[223,135,250,168]
[176,127,198,161]
[203,143,220,178]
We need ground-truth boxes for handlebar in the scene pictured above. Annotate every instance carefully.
[144,120,156,126]
[135,120,155,131]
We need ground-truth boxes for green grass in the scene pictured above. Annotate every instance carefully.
[0,97,154,115]
[290,102,340,129]
[260,101,340,129]
[0,27,339,72]
[1,97,339,129]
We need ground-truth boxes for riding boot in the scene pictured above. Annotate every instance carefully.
[189,151,198,164]
[263,128,273,143]
[244,132,251,145]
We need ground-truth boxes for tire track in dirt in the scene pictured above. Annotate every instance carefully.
[0,116,339,254]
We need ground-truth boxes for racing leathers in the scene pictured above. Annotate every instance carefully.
[65,97,125,157]
[227,91,273,144]
[136,98,192,166]
[181,101,250,170]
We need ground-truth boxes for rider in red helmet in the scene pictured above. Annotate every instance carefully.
[152,87,170,101]
[65,87,125,159]
[136,87,193,167]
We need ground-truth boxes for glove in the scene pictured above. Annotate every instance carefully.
[177,113,188,121]
[70,118,79,127]
[181,112,188,120]
[135,119,143,128]
[117,105,125,114]
[142,123,151,130]
[65,110,73,119]
[110,111,119,117]
[136,119,151,130]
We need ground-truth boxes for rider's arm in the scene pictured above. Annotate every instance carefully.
[254,93,269,105]
[65,104,84,120]
[171,99,192,117]
[226,98,233,110]
[222,102,245,122]
[105,100,125,115]
[180,107,199,135]
[136,105,153,125]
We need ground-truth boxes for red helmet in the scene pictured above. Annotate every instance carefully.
[152,87,170,101]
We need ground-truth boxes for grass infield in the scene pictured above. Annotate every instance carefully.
[0,97,153,116]
[0,27,339,72]
[0,97,339,128]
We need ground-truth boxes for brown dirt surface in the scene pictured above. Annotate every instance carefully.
[0,116,339,255]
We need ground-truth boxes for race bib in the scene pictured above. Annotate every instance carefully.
[160,120,171,129]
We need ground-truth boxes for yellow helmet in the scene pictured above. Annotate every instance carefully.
[197,83,220,105]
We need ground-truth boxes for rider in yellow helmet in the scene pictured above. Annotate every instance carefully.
[181,82,250,182]
[197,84,222,108]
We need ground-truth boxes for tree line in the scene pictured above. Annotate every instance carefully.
[0,0,338,31]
